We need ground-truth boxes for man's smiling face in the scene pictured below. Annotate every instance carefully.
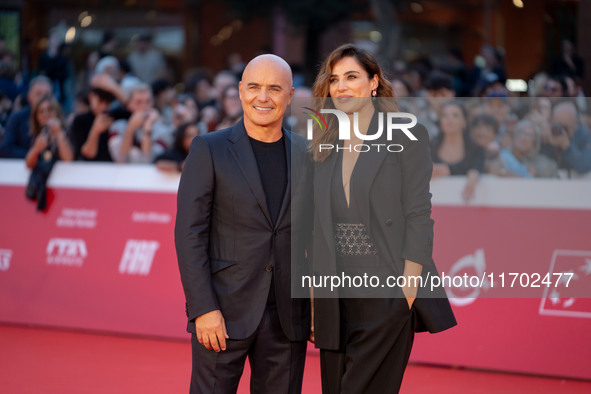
[239,56,294,132]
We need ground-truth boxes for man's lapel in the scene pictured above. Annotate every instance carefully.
[275,129,292,228]
[227,120,273,227]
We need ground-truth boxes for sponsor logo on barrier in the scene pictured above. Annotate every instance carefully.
[539,250,591,319]
[119,240,159,275]
[131,211,171,224]
[0,249,12,271]
[46,239,87,266]
[447,248,489,307]
[56,208,97,229]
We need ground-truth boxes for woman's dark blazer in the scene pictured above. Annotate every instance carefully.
[312,118,457,351]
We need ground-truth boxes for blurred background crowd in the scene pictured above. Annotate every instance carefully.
[0,0,590,186]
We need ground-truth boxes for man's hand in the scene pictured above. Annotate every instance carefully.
[128,110,148,131]
[90,73,127,103]
[548,129,570,151]
[90,113,114,135]
[145,108,159,126]
[195,310,229,352]
[91,73,118,92]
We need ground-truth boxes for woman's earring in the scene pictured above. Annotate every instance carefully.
[372,88,377,101]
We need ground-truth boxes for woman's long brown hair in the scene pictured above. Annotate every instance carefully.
[29,95,66,137]
[310,43,398,162]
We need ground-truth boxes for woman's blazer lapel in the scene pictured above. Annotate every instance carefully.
[349,112,390,228]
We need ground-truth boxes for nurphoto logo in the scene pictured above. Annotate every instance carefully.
[303,107,418,152]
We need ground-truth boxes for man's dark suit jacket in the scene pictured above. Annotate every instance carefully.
[175,119,310,342]
[312,120,457,351]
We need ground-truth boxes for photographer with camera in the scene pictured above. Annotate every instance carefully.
[69,74,127,162]
[25,96,73,169]
[108,83,173,163]
[24,96,74,211]
[541,100,591,178]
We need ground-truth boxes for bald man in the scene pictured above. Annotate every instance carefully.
[175,55,310,393]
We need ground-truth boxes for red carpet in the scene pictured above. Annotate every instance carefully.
[1,324,590,393]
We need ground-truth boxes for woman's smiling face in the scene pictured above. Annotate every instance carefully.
[329,56,378,114]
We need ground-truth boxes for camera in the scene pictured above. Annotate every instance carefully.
[106,107,131,121]
[551,123,566,136]
[40,125,50,138]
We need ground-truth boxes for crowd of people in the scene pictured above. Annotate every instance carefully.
[0,32,589,193]
[389,46,591,198]
[394,42,589,182]
[0,32,246,175]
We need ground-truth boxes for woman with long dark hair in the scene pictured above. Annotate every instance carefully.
[431,100,484,201]
[25,96,73,169]
[309,43,456,393]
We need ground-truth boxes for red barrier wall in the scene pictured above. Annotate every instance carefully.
[1,160,590,380]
